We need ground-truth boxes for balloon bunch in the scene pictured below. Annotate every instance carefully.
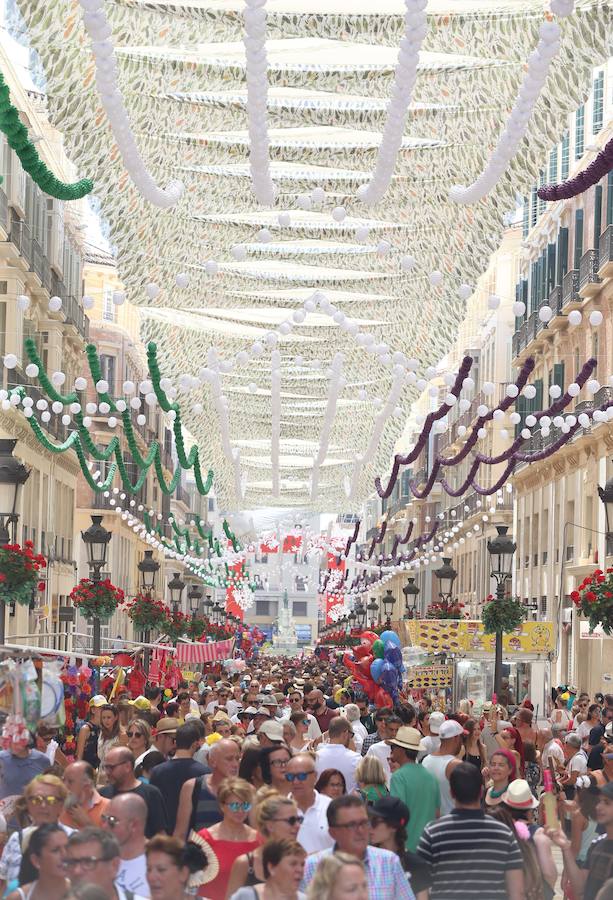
[344,629,404,707]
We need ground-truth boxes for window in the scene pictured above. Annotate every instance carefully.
[255,600,277,617]
[293,601,307,616]
[561,132,570,179]
[594,184,603,249]
[522,196,529,238]
[538,169,546,216]
[592,332,599,373]
[574,209,584,269]
[557,228,569,284]
[575,105,585,160]
[208,497,215,512]
[103,286,115,322]
[607,172,613,227]
[593,71,604,134]
[99,355,116,395]
[548,147,558,184]
[530,185,538,227]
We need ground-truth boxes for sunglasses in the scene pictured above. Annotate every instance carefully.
[227,801,252,812]
[29,795,61,806]
[270,759,289,768]
[272,815,304,826]
[101,814,119,828]
[301,719,309,726]
[127,731,143,738]
[65,857,109,871]
[285,771,315,782]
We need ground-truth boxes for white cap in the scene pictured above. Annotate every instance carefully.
[439,720,466,740]
[428,712,445,734]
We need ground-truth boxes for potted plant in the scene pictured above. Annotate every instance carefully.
[70,578,124,621]
[426,598,465,619]
[0,540,47,606]
[571,568,613,634]
[125,593,168,633]
[481,593,525,635]
[161,608,190,643]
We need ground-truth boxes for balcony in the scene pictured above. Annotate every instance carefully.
[562,269,579,306]
[0,188,7,232]
[598,225,613,279]
[578,249,602,298]
[549,285,562,317]
[8,211,31,266]
[63,293,89,341]
[512,321,527,359]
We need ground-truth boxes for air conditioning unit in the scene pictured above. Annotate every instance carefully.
[46,199,64,275]
[7,155,26,217]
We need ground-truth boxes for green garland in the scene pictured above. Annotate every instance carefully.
[481,594,526,635]
[20,339,213,497]
[0,73,93,201]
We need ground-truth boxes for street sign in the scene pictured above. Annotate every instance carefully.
[58,606,75,623]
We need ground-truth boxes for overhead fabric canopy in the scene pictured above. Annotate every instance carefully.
[16,0,610,509]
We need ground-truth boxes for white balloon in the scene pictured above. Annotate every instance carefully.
[17,294,30,311]
[590,310,604,327]
[3,354,17,369]
[48,296,62,312]
[568,309,582,326]
[175,272,190,288]
[75,377,87,391]
[145,283,160,300]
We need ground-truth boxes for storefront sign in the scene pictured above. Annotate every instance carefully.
[579,621,612,640]
[408,664,453,689]
[406,619,555,654]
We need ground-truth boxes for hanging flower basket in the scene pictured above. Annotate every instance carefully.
[70,578,124,621]
[161,608,190,643]
[186,615,208,641]
[426,599,465,619]
[0,541,47,606]
[572,568,613,634]
[125,594,168,632]
[481,593,526,634]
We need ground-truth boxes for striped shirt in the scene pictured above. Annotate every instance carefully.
[417,808,523,899]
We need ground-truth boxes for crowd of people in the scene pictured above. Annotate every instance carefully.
[3,661,613,899]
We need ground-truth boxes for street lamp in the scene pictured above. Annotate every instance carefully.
[0,440,30,645]
[0,440,30,546]
[348,608,357,629]
[487,524,517,697]
[203,594,214,619]
[598,474,613,553]
[137,549,160,667]
[188,583,203,616]
[355,602,367,628]
[434,557,457,603]
[367,596,379,628]
[382,589,395,628]
[168,572,185,613]
[81,515,112,655]
[403,577,420,619]
[138,550,159,595]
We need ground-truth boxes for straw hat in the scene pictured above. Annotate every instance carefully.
[501,779,539,810]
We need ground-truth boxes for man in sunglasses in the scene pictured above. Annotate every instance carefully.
[99,747,168,838]
[285,753,333,853]
[281,691,322,742]
[66,826,147,900]
[102,793,149,898]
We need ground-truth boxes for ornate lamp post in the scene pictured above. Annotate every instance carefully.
[203,594,214,621]
[367,596,379,629]
[168,572,185,614]
[598,474,613,556]
[403,577,420,619]
[487,524,517,697]
[382,589,395,628]
[188,583,203,617]
[137,549,159,667]
[355,601,367,629]
[433,557,457,604]
[348,608,357,630]
[0,441,30,645]
[81,515,112,655]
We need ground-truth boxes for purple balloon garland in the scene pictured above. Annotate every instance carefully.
[538,136,613,201]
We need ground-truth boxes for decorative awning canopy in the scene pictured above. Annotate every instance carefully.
[16,0,610,509]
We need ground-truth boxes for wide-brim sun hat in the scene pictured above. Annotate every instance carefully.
[501,778,539,810]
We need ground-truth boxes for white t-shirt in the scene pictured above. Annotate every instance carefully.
[567,749,588,778]
[315,743,361,794]
[366,740,392,786]
[116,853,150,898]
[417,734,440,762]
[542,739,565,770]
[292,790,333,854]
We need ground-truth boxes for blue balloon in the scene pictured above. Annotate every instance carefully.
[370,658,385,684]
[379,630,401,648]
[380,660,398,699]
[384,641,403,668]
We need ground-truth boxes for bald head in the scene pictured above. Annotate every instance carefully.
[108,792,147,826]
[208,738,240,780]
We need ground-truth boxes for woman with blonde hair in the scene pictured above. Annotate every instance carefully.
[306,852,368,900]
[126,718,152,767]
[195,777,259,900]
[0,775,72,895]
[226,791,304,897]
[355,756,389,806]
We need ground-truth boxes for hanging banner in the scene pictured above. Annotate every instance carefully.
[283,534,303,554]
[325,552,345,624]
[225,560,245,622]
[406,620,555,654]
[175,638,235,664]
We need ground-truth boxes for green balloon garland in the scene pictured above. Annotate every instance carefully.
[0,73,93,201]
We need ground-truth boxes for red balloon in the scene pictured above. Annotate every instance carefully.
[357,655,374,678]
[353,644,372,660]
[375,685,393,708]
[360,631,379,647]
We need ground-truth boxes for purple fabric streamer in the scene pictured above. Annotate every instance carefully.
[344,519,361,558]
[538,137,613,201]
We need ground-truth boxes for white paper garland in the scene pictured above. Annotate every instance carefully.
[270,350,281,497]
[310,352,345,502]
[243,0,275,206]
[450,18,562,204]
[78,0,184,208]
[358,0,428,206]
